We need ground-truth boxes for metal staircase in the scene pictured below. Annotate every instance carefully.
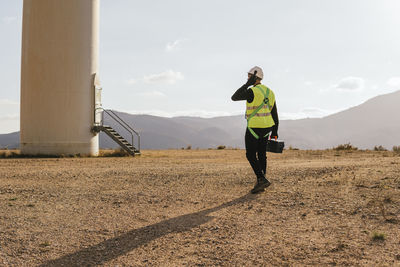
[92,109,141,156]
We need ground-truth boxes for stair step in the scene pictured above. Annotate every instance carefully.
[100,122,140,156]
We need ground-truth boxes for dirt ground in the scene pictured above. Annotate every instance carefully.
[0,149,399,266]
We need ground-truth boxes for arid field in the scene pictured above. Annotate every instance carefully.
[0,149,399,266]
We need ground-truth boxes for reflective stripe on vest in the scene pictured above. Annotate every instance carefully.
[246,104,269,111]
[245,112,271,119]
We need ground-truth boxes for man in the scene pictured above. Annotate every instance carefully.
[231,66,279,194]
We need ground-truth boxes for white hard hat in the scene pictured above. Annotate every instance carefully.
[248,66,264,79]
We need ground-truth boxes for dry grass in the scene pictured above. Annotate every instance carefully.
[0,149,399,266]
[98,149,131,157]
[0,149,21,158]
[334,143,358,151]
[0,149,131,158]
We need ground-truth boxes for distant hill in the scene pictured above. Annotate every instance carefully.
[280,90,400,149]
[1,90,399,150]
[99,114,245,149]
[0,132,19,149]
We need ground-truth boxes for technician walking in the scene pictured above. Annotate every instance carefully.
[231,66,279,193]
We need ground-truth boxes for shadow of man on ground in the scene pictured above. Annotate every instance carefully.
[40,193,257,266]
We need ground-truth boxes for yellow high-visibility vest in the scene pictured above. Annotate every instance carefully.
[246,84,276,128]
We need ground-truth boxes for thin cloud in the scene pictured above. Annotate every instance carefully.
[386,77,400,88]
[0,100,20,127]
[0,99,19,105]
[2,16,17,24]
[304,81,314,86]
[138,91,166,97]
[300,107,335,117]
[126,78,137,85]
[280,107,339,120]
[127,70,184,86]
[334,77,365,92]
[0,114,19,134]
[143,70,184,85]
[0,114,19,120]
[165,39,187,52]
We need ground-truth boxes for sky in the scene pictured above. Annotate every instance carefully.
[1,0,400,134]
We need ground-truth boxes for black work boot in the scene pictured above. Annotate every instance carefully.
[250,177,271,194]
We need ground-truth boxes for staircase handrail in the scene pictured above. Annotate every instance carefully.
[97,108,140,152]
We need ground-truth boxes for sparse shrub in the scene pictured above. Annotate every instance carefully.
[383,196,392,203]
[0,150,90,158]
[39,241,51,247]
[186,145,192,150]
[217,145,226,150]
[334,143,358,151]
[393,146,400,154]
[371,232,386,241]
[374,145,387,151]
[288,146,299,150]
[0,150,22,158]
[99,149,130,157]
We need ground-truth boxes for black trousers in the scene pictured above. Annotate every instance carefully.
[245,127,272,179]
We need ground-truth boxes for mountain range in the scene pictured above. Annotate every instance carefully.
[1,90,399,150]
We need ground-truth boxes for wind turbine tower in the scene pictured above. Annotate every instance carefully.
[20,0,100,156]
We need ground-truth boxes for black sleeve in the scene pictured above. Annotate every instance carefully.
[271,102,279,137]
[231,84,254,103]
